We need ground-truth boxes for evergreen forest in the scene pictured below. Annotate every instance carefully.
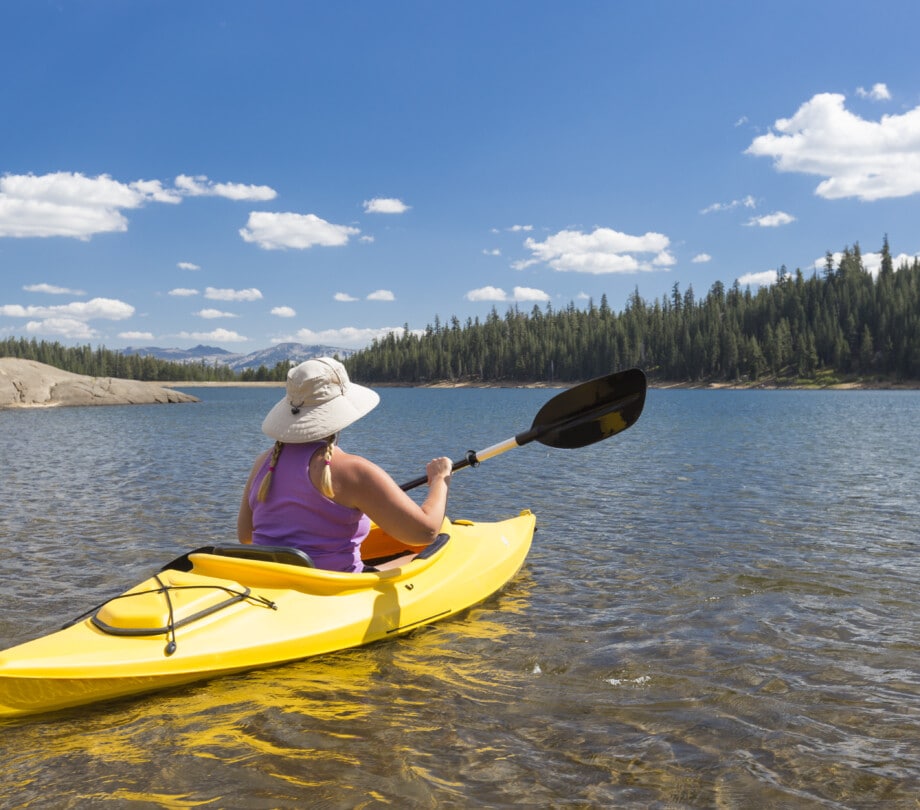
[3,237,919,387]
[346,238,920,385]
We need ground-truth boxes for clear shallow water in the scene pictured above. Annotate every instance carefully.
[1,386,918,808]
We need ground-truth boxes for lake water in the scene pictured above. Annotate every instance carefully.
[1,385,918,809]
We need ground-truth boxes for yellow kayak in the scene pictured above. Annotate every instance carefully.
[0,511,535,718]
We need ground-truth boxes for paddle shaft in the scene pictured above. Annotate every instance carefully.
[399,371,645,492]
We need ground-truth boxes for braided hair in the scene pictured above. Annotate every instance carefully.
[256,436,337,502]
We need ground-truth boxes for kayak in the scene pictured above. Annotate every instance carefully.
[0,510,535,718]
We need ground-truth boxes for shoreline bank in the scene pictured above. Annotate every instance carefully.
[163,378,920,391]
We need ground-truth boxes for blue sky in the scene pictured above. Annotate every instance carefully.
[2,1,920,354]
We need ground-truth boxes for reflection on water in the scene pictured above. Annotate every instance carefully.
[2,388,919,807]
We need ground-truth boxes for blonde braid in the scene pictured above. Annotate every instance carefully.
[319,435,336,498]
[257,441,284,502]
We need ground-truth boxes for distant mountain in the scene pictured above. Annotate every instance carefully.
[120,342,354,372]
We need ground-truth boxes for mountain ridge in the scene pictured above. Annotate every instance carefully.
[120,342,354,372]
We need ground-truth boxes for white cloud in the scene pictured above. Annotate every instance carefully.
[814,250,920,278]
[176,328,248,343]
[196,308,237,319]
[1,296,134,340]
[745,211,796,227]
[291,325,408,349]
[483,248,501,256]
[363,198,410,214]
[700,196,757,214]
[508,224,533,232]
[466,286,508,302]
[119,331,155,341]
[511,286,550,302]
[174,174,276,201]
[334,292,359,302]
[367,289,395,301]
[734,115,749,127]
[465,286,550,302]
[169,288,199,297]
[856,83,891,101]
[0,171,270,240]
[240,211,360,249]
[692,253,712,263]
[178,261,200,271]
[0,297,134,320]
[271,306,296,317]
[204,286,262,302]
[737,270,778,288]
[359,235,375,243]
[746,92,920,200]
[523,227,673,274]
[23,282,85,295]
[25,317,97,340]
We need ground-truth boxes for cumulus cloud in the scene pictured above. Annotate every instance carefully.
[169,288,199,297]
[25,317,98,340]
[289,325,409,349]
[0,171,271,240]
[271,306,296,317]
[483,248,501,256]
[240,211,360,249]
[119,331,155,341]
[363,198,410,214]
[746,92,920,200]
[23,282,85,295]
[176,328,248,343]
[195,308,237,319]
[367,289,395,301]
[737,270,779,288]
[178,261,200,271]
[745,211,796,227]
[0,297,134,320]
[856,83,891,101]
[814,249,920,278]
[522,227,674,274]
[465,286,550,303]
[334,292,359,302]
[174,174,276,201]
[1,296,135,340]
[700,196,757,214]
[692,253,712,263]
[204,286,262,302]
[508,224,533,232]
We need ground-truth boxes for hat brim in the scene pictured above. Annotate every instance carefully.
[261,381,380,443]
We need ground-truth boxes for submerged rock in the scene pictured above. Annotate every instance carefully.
[0,358,199,408]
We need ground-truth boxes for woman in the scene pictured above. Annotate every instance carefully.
[237,357,452,572]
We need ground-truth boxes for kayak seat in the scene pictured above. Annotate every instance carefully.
[364,532,450,567]
[209,545,317,568]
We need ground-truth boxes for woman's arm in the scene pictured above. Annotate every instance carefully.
[237,451,269,544]
[331,452,452,546]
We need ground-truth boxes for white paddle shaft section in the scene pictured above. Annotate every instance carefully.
[474,437,521,463]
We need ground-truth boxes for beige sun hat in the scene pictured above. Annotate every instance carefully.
[261,357,379,443]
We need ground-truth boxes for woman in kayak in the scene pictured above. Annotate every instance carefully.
[237,357,452,573]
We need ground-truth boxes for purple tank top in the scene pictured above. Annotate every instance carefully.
[248,442,370,573]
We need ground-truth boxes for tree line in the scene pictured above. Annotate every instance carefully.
[346,237,920,384]
[0,339,293,382]
[3,237,918,386]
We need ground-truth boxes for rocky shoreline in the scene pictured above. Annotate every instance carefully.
[0,358,199,408]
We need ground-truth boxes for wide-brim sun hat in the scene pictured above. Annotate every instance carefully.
[261,357,379,443]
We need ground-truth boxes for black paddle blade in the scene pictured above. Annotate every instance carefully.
[531,367,646,449]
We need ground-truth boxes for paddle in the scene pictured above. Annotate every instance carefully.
[400,367,647,491]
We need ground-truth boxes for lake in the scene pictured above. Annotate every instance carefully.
[1,385,918,808]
